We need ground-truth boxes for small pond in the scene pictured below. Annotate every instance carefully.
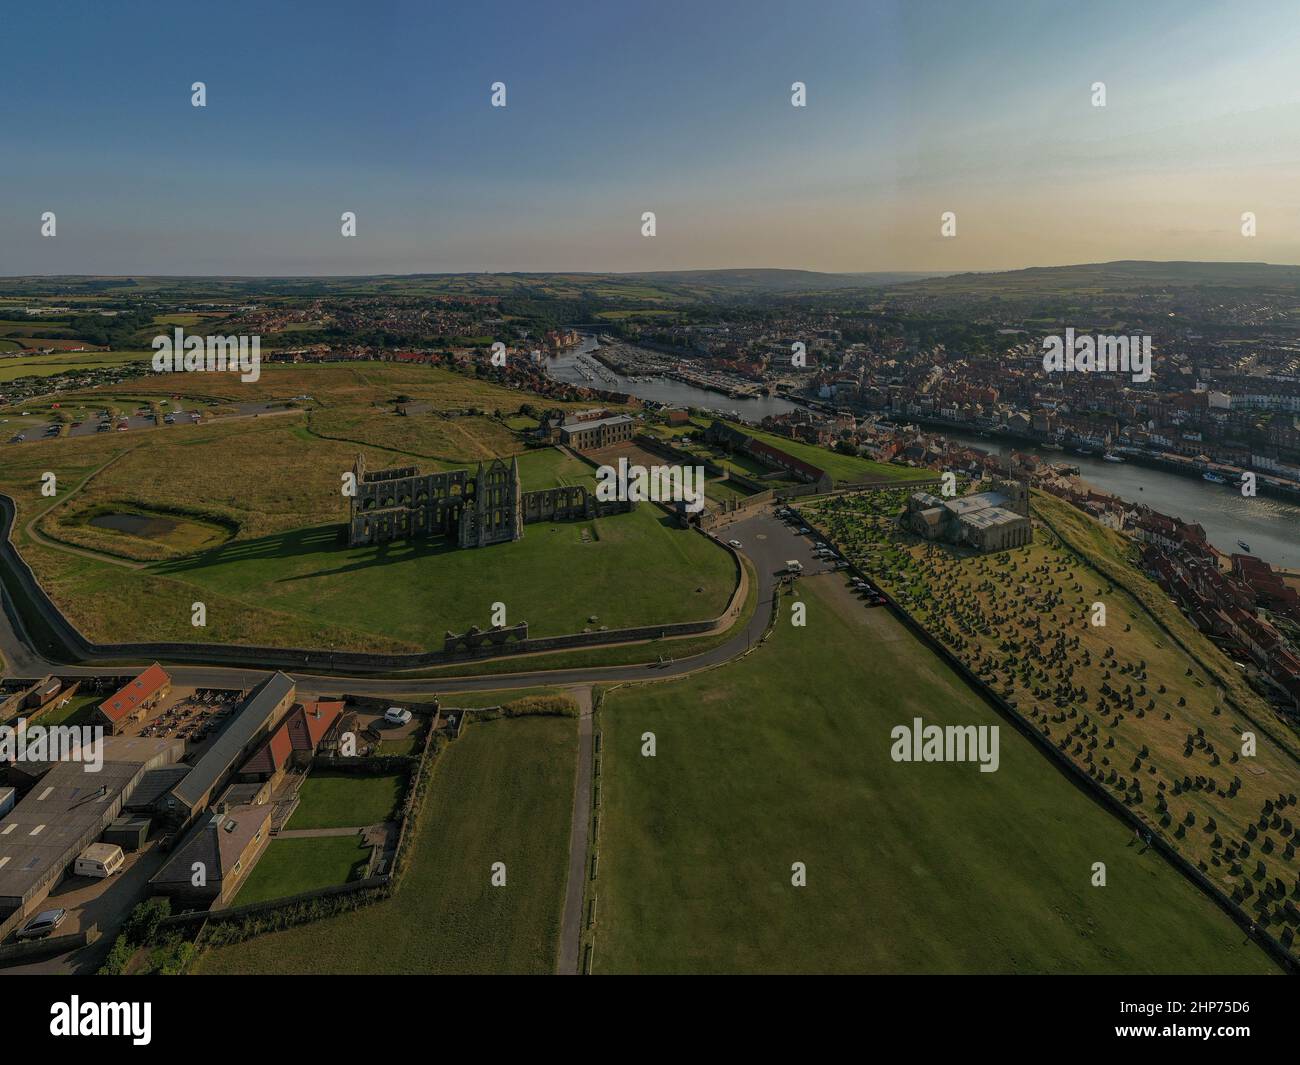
[88,512,181,538]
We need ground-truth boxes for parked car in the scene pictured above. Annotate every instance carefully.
[16,909,67,940]
[727,539,742,548]
[384,707,412,726]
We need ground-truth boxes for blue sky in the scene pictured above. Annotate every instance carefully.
[4,0,1300,274]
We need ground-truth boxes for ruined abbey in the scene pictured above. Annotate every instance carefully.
[347,453,632,548]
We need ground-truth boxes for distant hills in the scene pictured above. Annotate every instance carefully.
[888,260,1300,298]
[626,268,949,293]
[4,262,1300,302]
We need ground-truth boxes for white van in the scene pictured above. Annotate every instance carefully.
[74,842,125,879]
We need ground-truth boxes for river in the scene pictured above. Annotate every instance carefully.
[544,335,802,421]
[544,337,1298,568]
[937,428,1300,569]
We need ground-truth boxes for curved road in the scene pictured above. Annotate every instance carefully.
[0,507,831,698]
[0,505,836,974]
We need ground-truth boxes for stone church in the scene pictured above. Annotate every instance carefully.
[347,453,632,548]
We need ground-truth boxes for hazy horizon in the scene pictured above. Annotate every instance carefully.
[5,259,1300,283]
[7,0,1300,276]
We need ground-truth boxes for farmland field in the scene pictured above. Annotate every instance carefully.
[594,577,1278,973]
[195,713,576,974]
[0,349,149,382]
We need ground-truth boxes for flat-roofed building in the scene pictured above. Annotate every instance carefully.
[0,736,182,920]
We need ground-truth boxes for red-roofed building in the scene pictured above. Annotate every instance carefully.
[94,663,171,734]
[744,438,832,489]
[237,701,344,786]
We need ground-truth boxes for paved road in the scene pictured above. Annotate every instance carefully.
[0,506,841,697]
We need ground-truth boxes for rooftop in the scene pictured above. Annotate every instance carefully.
[151,804,271,888]
[0,737,181,906]
[167,673,295,811]
[97,663,171,725]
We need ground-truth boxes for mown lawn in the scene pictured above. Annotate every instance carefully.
[4,430,734,652]
[147,503,735,648]
[594,577,1278,974]
[28,690,99,726]
[195,714,576,974]
[289,771,406,830]
[234,836,372,905]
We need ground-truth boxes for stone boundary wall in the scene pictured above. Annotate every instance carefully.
[157,876,389,933]
[0,925,98,965]
[0,492,744,675]
[795,501,1297,973]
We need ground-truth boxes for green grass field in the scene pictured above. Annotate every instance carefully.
[594,577,1277,974]
[141,503,735,650]
[195,714,576,974]
[722,421,916,484]
[234,836,373,905]
[0,403,735,652]
[289,771,405,830]
[307,407,527,463]
[0,349,147,382]
[804,488,1300,943]
[31,691,100,726]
